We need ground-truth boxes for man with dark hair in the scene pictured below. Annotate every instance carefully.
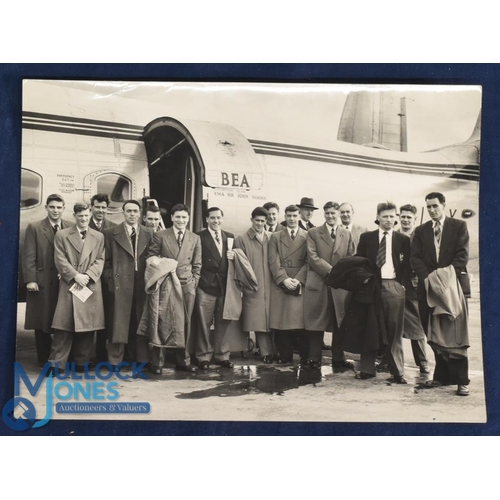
[22,194,72,364]
[411,192,470,396]
[304,201,355,370]
[143,205,162,232]
[89,194,116,232]
[195,207,235,368]
[88,193,116,363]
[263,202,283,233]
[103,199,154,367]
[49,203,105,372]
[397,204,429,373]
[146,203,201,372]
[235,207,275,363]
[339,202,368,249]
[269,204,309,364]
[355,202,411,383]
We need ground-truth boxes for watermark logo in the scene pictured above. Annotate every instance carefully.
[2,362,151,431]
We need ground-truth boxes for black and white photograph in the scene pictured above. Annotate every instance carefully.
[14,80,484,424]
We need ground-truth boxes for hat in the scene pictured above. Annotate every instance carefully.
[297,197,318,210]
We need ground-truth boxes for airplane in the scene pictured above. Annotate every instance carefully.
[19,82,480,302]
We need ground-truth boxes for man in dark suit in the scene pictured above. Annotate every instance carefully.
[195,207,235,368]
[88,193,116,363]
[339,202,368,250]
[146,203,202,372]
[356,202,411,383]
[143,205,162,233]
[263,201,283,233]
[411,192,470,395]
[102,200,154,367]
[49,203,105,372]
[22,193,72,364]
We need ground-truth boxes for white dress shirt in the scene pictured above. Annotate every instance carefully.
[379,228,396,279]
[432,215,446,261]
[208,227,223,255]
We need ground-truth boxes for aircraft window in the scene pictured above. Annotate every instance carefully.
[20,169,42,209]
[95,173,131,209]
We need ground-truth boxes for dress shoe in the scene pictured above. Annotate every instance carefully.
[419,364,431,374]
[150,365,162,375]
[322,343,331,350]
[199,361,210,370]
[276,357,293,365]
[376,363,390,373]
[425,379,443,388]
[175,365,197,373]
[262,355,274,364]
[45,367,56,378]
[332,360,355,373]
[215,360,234,369]
[457,384,470,396]
[300,357,310,368]
[387,375,408,384]
[308,360,322,370]
[355,372,375,380]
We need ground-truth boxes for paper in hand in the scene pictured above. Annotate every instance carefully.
[69,283,93,303]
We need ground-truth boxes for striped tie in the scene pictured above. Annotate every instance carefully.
[434,221,442,244]
[376,231,387,267]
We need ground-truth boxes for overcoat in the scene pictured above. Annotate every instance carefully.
[51,226,105,332]
[411,217,469,300]
[102,223,154,344]
[268,227,308,330]
[350,224,368,250]
[304,224,355,331]
[234,228,271,331]
[22,217,72,332]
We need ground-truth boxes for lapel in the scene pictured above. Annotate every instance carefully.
[42,218,55,246]
[80,228,98,264]
[177,229,193,262]
[320,224,335,250]
[423,221,437,265]
[370,230,381,266]
[136,225,150,257]
[391,231,400,268]
[438,217,452,262]
[68,226,84,254]
[248,227,266,247]
[166,227,181,259]
[280,227,292,250]
[203,230,222,264]
[114,223,134,257]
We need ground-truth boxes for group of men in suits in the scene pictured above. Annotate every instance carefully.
[22,190,470,395]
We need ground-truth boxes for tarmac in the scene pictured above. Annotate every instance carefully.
[14,281,486,424]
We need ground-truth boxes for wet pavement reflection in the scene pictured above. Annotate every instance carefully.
[145,364,334,399]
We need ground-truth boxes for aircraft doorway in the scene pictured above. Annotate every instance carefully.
[143,118,204,232]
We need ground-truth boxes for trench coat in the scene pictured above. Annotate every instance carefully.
[235,228,272,332]
[23,217,73,332]
[268,227,308,331]
[304,224,355,331]
[102,223,154,344]
[51,226,105,332]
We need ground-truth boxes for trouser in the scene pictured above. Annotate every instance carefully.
[381,279,406,377]
[411,338,428,367]
[359,350,378,375]
[331,288,349,362]
[195,288,232,362]
[48,330,94,368]
[35,329,52,364]
[255,331,275,357]
[275,329,318,361]
[95,330,108,363]
[299,331,325,363]
[432,348,469,385]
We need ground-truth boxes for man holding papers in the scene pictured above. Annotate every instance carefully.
[49,203,105,372]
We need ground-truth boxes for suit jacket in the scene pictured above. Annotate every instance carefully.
[304,224,355,331]
[51,226,105,332]
[89,218,116,232]
[411,217,469,300]
[22,217,72,332]
[197,229,234,297]
[147,227,202,292]
[268,227,308,330]
[103,222,154,343]
[356,229,411,287]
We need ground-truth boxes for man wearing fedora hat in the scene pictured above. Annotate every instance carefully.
[297,197,318,230]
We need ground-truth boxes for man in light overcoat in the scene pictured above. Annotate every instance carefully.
[49,203,105,371]
[304,201,355,370]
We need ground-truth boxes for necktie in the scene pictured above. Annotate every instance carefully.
[97,222,102,231]
[53,224,59,234]
[130,227,136,255]
[376,231,387,267]
[434,221,442,244]
[177,230,183,248]
[80,230,87,240]
[215,230,221,246]
[290,229,295,240]
[331,227,335,240]
[268,225,274,232]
